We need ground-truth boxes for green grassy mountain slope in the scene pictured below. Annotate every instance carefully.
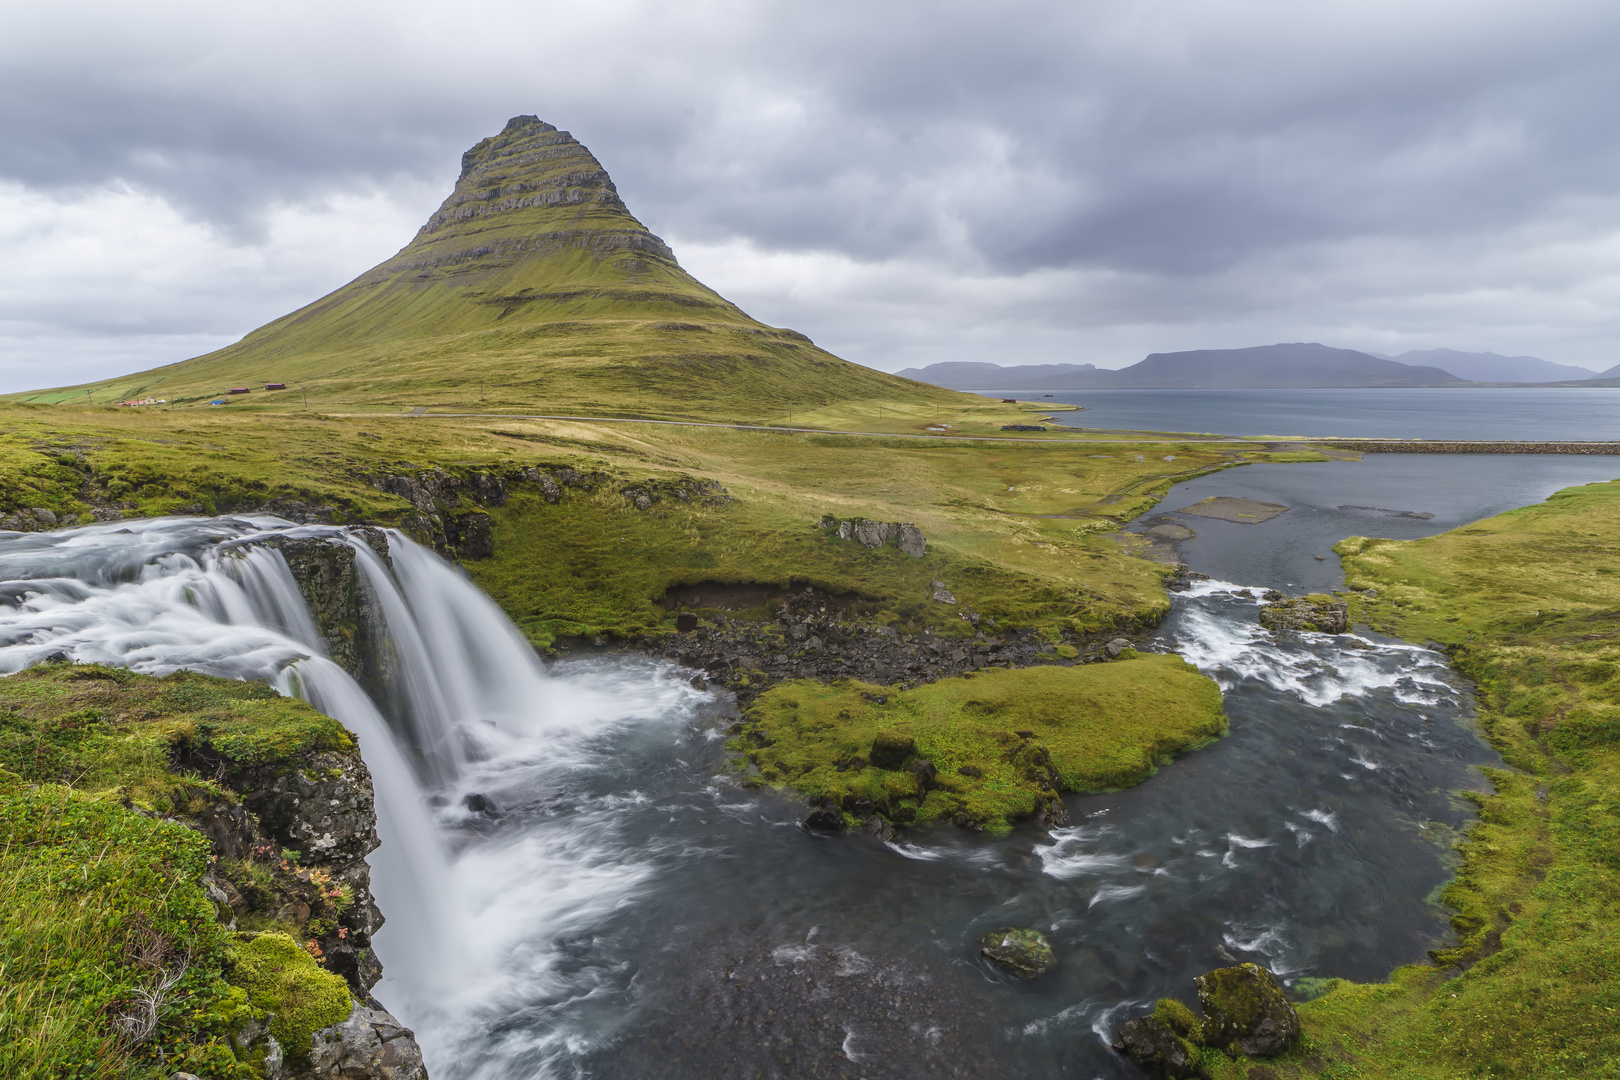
[18,116,957,420]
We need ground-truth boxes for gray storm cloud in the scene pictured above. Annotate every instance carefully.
[3,0,1620,390]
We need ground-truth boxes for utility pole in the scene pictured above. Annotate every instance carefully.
[84,390,92,405]
[301,386,308,409]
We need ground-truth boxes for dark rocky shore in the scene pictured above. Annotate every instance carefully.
[644,585,1150,705]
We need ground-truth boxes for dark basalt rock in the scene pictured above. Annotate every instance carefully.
[1114,1016,1203,1078]
[1194,963,1300,1056]
[801,797,845,832]
[1259,594,1349,634]
[648,585,1133,706]
[976,926,1054,978]
[449,511,493,559]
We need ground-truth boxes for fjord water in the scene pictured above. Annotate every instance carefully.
[0,512,1500,1077]
[1010,386,1620,439]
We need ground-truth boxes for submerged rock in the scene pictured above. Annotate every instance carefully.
[1259,593,1348,634]
[976,926,1054,978]
[1194,963,1300,1056]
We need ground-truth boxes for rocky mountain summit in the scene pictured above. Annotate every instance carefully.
[29,115,951,417]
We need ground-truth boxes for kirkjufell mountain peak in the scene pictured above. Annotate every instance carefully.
[18,115,951,417]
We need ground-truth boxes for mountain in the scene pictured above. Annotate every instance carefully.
[1104,344,1464,387]
[17,116,953,419]
[892,362,1097,389]
[901,344,1463,390]
[1378,349,1600,383]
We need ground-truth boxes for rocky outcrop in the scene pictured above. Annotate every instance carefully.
[179,732,429,1079]
[264,531,391,687]
[1259,593,1349,634]
[619,476,735,511]
[370,466,513,560]
[817,515,926,557]
[300,1002,428,1080]
[648,586,1116,703]
[1194,963,1300,1056]
[1114,964,1299,1076]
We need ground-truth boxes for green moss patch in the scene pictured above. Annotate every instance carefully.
[735,656,1225,831]
[0,664,349,810]
[228,933,352,1062]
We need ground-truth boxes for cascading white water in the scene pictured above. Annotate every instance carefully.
[0,515,601,1016]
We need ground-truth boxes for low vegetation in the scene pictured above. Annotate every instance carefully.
[1210,479,1620,1079]
[734,655,1226,832]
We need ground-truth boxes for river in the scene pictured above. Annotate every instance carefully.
[0,452,1609,1076]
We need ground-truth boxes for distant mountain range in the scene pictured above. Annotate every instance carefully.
[1371,349,1607,383]
[896,343,1617,390]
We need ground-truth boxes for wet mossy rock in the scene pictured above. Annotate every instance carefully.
[1258,593,1348,634]
[976,926,1054,978]
[1194,962,1300,1056]
[1114,1014,1203,1079]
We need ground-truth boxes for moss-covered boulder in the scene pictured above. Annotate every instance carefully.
[229,932,354,1062]
[1114,1014,1204,1079]
[976,926,1054,978]
[869,729,916,769]
[1258,593,1348,634]
[1194,963,1299,1056]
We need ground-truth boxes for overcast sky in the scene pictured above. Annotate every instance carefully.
[5,0,1620,391]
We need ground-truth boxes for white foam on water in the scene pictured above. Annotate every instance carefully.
[1303,808,1340,831]
[1089,884,1147,908]
[1036,825,1132,880]
[1161,578,1461,709]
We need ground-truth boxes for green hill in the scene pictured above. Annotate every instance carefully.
[18,116,958,420]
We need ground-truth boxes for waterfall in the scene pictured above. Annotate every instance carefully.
[0,515,560,1000]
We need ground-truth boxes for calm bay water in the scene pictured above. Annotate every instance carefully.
[980,387,1620,440]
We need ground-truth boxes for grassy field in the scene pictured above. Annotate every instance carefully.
[1206,479,1620,1079]
[0,402,1302,650]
